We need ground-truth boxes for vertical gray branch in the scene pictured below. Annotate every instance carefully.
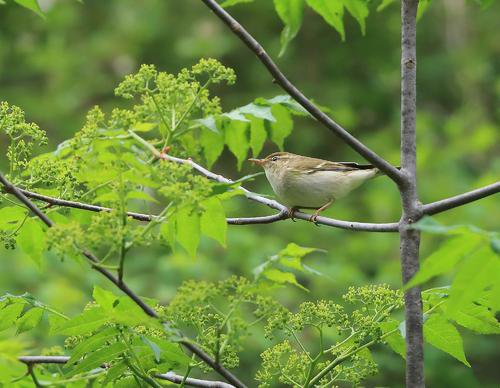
[400,1,424,387]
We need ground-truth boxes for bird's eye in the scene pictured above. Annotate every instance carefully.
[271,156,278,161]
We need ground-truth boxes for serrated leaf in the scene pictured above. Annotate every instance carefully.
[132,122,157,132]
[447,246,499,316]
[17,218,46,267]
[221,0,254,6]
[0,303,25,331]
[262,268,308,291]
[176,207,200,258]
[417,0,431,21]
[65,342,128,377]
[445,302,500,334]
[380,319,406,359]
[196,116,219,133]
[274,0,305,56]
[405,234,483,288]
[0,206,27,228]
[14,0,44,18]
[341,0,369,35]
[16,307,43,334]
[270,104,293,150]
[265,95,309,115]
[68,327,119,365]
[306,0,345,40]
[237,103,276,122]
[201,197,227,247]
[199,127,224,169]
[225,120,249,170]
[52,307,108,336]
[249,117,267,157]
[424,315,470,367]
[126,190,159,204]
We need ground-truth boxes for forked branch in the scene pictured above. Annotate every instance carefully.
[200,0,404,185]
[18,356,234,388]
[0,172,246,388]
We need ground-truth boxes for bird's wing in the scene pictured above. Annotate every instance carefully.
[304,160,376,174]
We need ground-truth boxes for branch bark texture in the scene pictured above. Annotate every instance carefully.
[400,1,424,387]
[18,356,234,388]
[0,172,246,388]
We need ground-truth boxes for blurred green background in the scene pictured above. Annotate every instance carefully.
[0,0,499,386]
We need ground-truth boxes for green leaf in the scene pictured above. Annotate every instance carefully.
[221,0,254,6]
[0,303,25,331]
[160,219,176,250]
[278,243,321,272]
[274,0,305,56]
[52,307,108,336]
[377,0,397,12]
[200,127,224,169]
[262,268,308,291]
[65,342,128,377]
[92,286,118,310]
[13,0,44,18]
[141,336,161,363]
[412,217,486,236]
[249,117,267,157]
[176,207,201,258]
[445,302,500,334]
[0,206,27,228]
[270,104,293,150]
[424,315,470,367]
[405,234,483,288]
[237,103,276,122]
[265,95,309,116]
[68,327,119,364]
[126,190,159,204]
[417,0,431,21]
[123,171,160,188]
[447,246,499,316]
[380,319,406,359]
[201,197,227,247]
[306,0,345,40]
[17,218,46,267]
[132,122,157,132]
[225,120,249,170]
[16,307,43,334]
[341,0,369,35]
[196,116,219,133]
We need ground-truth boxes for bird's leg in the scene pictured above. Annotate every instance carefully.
[287,206,298,221]
[309,199,334,225]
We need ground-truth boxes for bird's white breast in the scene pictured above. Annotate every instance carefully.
[265,168,378,208]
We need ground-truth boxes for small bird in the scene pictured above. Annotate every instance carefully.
[249,152,387,222]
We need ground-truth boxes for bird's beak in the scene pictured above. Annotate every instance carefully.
[248,158,265,166]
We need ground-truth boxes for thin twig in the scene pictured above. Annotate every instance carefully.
[18,356,234,388]
[200,0,403,185]
[0,173,245,388]
[421,181,500,215]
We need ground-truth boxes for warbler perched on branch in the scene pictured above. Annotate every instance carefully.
[249,152,391,222]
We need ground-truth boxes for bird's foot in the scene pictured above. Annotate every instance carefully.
[309,214,320,226]
[287,207,298,222]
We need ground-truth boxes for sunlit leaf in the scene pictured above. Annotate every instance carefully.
[249,117,267,157]
[13,0,44,18]
[380,319,406,359]
[341,0,369,35]
[176,207,201,258]
[0,303,24,331]
[199,127,224,168]
[65,342,128,377]
[274,0,305,56]
[52,308,108,336]
[16,307,43,334]
[270,104,293,150]
[445,302,500,334]
[225,120,249,170]
[68,327,119,365]
[306,0,345,40]
[201,197,227,247]
[262,268,308,291]
[17,218,46,267]
[424,315,470,367]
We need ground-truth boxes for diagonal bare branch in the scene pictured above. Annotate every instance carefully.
[422,181,500,215]
[18,356,235,388]
[0,172,246,388]
[200,0,403,185]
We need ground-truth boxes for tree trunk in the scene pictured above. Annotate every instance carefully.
[400,1,424,387]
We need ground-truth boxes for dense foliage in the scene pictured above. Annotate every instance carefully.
[0,0,499,386]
